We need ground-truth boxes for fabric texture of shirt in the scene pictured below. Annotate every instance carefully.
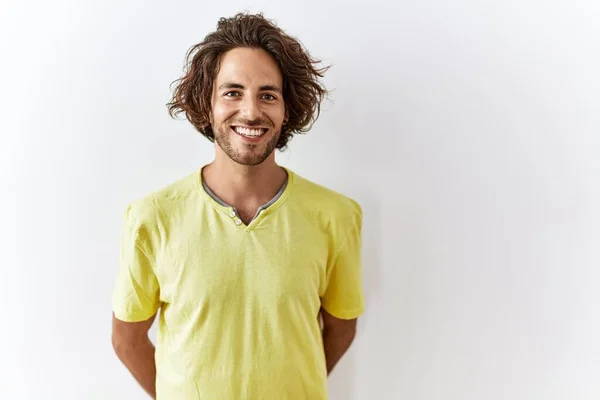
[112,166,365,399]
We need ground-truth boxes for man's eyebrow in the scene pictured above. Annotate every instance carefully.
[259,85,282,93]
[218,82,245,90]
[217,82,282,93]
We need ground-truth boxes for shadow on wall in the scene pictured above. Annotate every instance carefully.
[327,191,383,400]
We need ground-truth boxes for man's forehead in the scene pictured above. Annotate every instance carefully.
[216,48,282,87]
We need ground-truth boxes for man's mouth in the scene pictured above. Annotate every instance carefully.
[231,126,268,138]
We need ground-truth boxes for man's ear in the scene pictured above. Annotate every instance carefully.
[208,105,214,125]
[208,86,216,124]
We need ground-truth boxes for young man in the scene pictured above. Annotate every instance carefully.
[111,12,364,400]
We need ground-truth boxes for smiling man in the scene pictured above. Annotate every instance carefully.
[110,12,364,400]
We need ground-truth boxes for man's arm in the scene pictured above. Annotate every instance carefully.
[111,312,157,399]
[321,307,357,375]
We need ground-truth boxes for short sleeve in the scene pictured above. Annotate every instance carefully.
[112,204,161,322]
[321,202,365,320]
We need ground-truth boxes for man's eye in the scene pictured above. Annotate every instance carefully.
[262,94,276,100]
[225,91,240,97]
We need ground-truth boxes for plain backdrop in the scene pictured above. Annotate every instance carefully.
[1,0,599,399]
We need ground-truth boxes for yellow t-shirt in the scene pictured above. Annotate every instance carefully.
[112,166,364,399]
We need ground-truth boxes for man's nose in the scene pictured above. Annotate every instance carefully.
[240,96,261,120]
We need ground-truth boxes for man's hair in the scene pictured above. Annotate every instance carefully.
[166,12,329,150]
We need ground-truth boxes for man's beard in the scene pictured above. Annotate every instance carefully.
[213,123,281,166]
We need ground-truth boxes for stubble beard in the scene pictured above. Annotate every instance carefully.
[213,123,281,166]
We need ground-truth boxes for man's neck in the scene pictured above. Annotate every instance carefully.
[202,156,287,208]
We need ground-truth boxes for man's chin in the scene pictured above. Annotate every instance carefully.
[215,129,279,166]
[231,154,269,166]
[219,143,268,166]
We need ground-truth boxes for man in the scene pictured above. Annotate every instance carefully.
[111,12,364,400]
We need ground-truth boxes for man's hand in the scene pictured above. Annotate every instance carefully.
[111,313,157,399]
[320,307,357,375]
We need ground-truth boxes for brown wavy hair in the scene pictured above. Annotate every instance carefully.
[166,12,329,150]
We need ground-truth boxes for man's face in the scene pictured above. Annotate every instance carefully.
[210,47,286,166]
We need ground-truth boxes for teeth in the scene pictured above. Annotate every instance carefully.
[233,126,264,137]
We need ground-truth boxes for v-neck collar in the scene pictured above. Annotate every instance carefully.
[196,165,294,231]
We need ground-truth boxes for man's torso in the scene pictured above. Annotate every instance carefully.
[122,167,359,399]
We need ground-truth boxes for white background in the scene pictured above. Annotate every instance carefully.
[1,0,599,399]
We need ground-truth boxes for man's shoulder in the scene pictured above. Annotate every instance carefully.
[124,169,200,222]
[290,170,362,219]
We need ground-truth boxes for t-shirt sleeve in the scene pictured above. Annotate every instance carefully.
[321,201,365,320]
[112,203,161,322]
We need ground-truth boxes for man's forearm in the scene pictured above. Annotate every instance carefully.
[113,337,157,399]
[322,327,356,375]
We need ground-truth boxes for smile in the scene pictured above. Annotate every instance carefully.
[231,126,268,138]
